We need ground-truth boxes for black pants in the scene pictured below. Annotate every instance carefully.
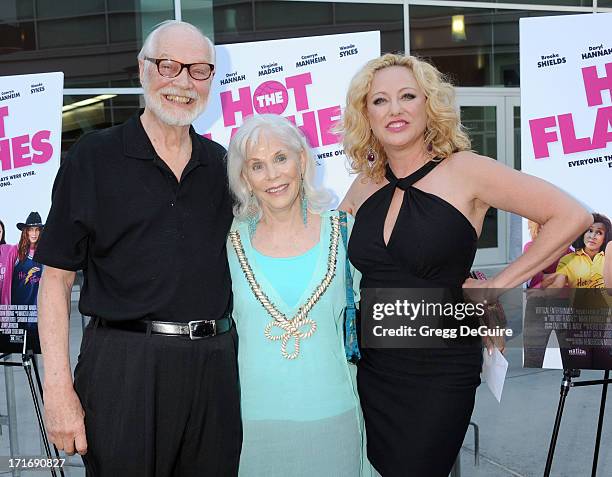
[74,319,242,477]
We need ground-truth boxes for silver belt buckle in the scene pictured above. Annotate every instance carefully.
[188,320,216,340]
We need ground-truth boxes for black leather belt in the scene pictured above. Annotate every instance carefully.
[100,313,232,340]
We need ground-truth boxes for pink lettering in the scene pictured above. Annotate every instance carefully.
[591,105,612,149]
[0,106,8,138]
[31,130,53,164]
[253,81,288,115]
[318,106,341,146]
[11,135,31,168]
[582,63,612,107]
[290,111,319,148]
[286,73,312,112]
[220,87,253,127]
[529,116,558,159]
[0,139,9,171]
[558,113,592,154]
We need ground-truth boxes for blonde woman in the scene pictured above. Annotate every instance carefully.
[338,53,591,477]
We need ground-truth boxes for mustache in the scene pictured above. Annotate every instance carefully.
[159,87,199,101]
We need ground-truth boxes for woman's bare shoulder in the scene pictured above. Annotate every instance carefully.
[444,150,509,195]
[339,171,386,215]
[446,150,495,171]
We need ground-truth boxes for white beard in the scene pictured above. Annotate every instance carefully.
[142,80,207,127]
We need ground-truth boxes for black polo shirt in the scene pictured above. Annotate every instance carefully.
[35,113,233,322]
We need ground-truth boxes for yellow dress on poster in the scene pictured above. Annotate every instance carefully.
[556,249,605,288]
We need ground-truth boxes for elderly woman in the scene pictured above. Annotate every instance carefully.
[338,53,592,477]
[226,114,369,476]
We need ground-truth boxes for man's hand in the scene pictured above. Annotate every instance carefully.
[38,267,84,454]
[44,385,87,455]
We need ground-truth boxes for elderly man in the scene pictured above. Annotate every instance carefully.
[36,21,241,476]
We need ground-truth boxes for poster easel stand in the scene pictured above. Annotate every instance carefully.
[0,331,65,477]
[544,368,611,477]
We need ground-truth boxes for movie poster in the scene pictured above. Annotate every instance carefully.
[0,72,63,353]
[193,31,381,204]
[520,13,612,369]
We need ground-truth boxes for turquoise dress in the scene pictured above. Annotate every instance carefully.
[227,210,370,477]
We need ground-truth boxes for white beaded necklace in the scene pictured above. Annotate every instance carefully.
[229,215,340,360]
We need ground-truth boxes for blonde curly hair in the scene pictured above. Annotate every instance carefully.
[339,53,471,182]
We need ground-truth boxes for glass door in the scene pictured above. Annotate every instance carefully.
[455,89,521,267]
[505,95,523,263]
[456,92,507,266]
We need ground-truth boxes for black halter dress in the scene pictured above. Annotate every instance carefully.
[349,160,482,477]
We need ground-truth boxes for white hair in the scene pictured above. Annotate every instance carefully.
[138,20,214,126]
[138,20,215,63]
[227,114,334,221]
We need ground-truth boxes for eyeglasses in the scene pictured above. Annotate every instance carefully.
[144,57,215,81]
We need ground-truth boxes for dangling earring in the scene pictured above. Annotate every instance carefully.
[425,129,437,158]
[300,173,308,227]
[247,191,259,238]
[366,146,377,163]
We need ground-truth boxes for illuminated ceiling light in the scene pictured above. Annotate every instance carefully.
[451,15,466,42]
[62,94,117,112]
